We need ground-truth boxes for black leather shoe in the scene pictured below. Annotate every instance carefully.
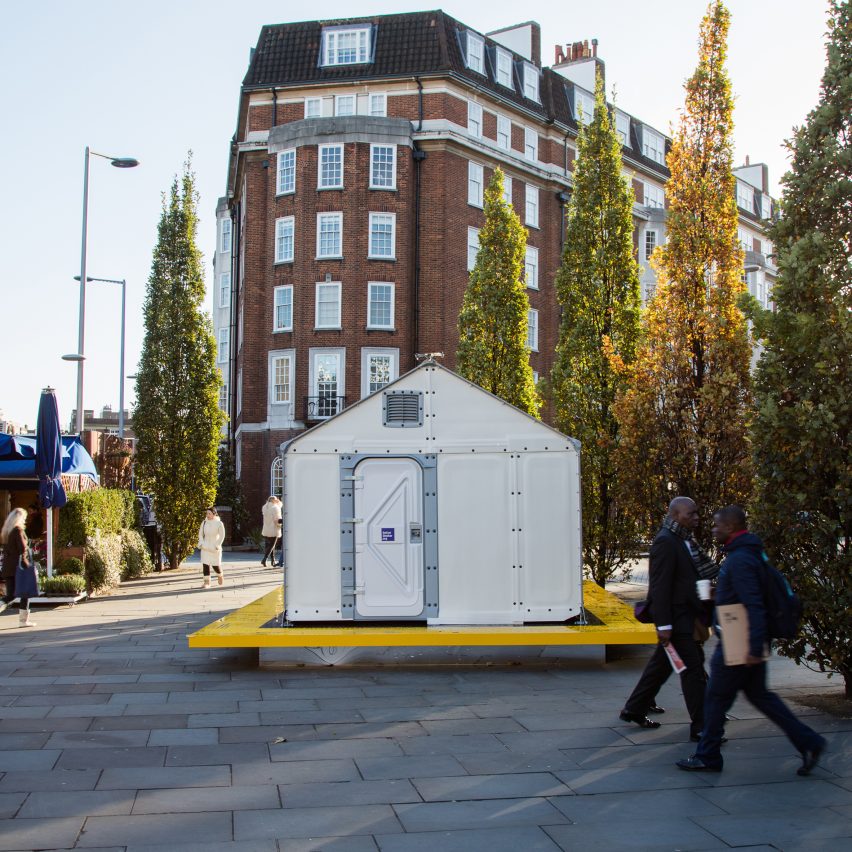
[648,703,666,714]
[676,756,722,772]
[797,742,826,776]
[620,710,661,729]
[260,561,267,568]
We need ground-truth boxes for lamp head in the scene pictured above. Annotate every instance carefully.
[111,158,139,169]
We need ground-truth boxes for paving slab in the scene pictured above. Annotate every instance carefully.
[56,745,166,770]
[279,778,421,807]
[356,755,468,781]
[18,789,136,817]
[231,758,360,786]
[274,838,378,852]
[0,791,25,818]
[76,811,234,847]
[132,784,279,813]
[375,826,562,852]
[543,816,725,851]
[234,804,402,840]
[96,764,232,790]
[412,772,570,801]
[126,843,277,852]
[692,808,852,847]
[393,797,570,832]
[0,816,84,851]
[0,748,60,771]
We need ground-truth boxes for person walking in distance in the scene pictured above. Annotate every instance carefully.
[677,506,827,775]
[198,507,226,588]
[620,497,708,741]
[1,508,37,627]
[261,496,282,568]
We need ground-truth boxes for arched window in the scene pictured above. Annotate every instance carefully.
[270,457,283,498]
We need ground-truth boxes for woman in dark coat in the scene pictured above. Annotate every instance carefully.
[1,508,36,626]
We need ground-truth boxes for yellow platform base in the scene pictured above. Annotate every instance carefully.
[188,581,655,649]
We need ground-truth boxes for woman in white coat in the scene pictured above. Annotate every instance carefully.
[198,507,226,588]
[260,496,282,567]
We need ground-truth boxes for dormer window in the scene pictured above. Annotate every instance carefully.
[736,180,754,212]
[495,47,513,88]
[615,111,631,146]
[642,126,665,165]
[466,31,484,74]
[321,25,372,67]
[523,62,540,102]
[573,86,595,125]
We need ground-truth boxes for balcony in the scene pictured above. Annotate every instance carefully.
[304,395,347,422]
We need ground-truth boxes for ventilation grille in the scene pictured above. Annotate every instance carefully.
[383,390,424,427]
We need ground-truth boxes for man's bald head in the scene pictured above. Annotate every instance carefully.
[668,496,699,530]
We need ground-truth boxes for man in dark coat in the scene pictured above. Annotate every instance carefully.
[677,505,826,774]
[620,497,707,740]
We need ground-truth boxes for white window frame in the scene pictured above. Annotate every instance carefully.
[736,180,754,211]
[525,245,539,289]
[220,218,232,254]
[304,97,322,118]
[368,213,396,260]
[466,31,484,74]
[615,111,630,146]
[276,148,296,195]
[761,193,772,220]
[361,347,399,398]
[468,100,483,138]
[525,184,539,228]
[316,212,343,259]
[369,93,387,116]
[369,144,396,190]
[503,175,513,207]
[271,457,284,497]
[274,216,294,264]
[321,26,371,67]
[335,94,356,116]
[367,282,395,330]
[495,47,513,88]
[644,228,658,261]
[467,226,480,272]
[217,328,229,364]
[309,348,346,419]
[738,227,751,252]
[527,309,539,352]
[269,352,294,405]
[574,87,595,125]
[318,144,344,189]
[218,272,230,309]
[642,127,665,164]
[273,285,293,333]
[468,161,484,208]
[523,62,540,102]
[524,127,538,161]
[644,182,665,209]
[496,114,511,150]
[315,281,342,329]
[218,381,228,413]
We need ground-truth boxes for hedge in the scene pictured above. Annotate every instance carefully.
[41,574,87,595]
[120,529,154,581]
[54,557,85,576]
[84,532,123,594]
[58,490,136,546]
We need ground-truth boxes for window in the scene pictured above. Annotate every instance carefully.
[574,87,595,125]
[220,219,231,253]
[311,351,344,418]
[644,182,664,209]
[761,193,772,220]
[524,127,538,161]
[217,328,229,363]
[468,162,484,207]
[368,213,396,259]
[277,149,296,195]
[615,111,630,146]
[369,93,387,116]
[496,115,511,150]
[367,282,395,329]
[273,286,293,332]
[523,62,540,102]
[527,309,539,351]
[321,26,371,66]
[466,31,484,73]
[468,100,483,138]
[467,227,480,272]
[218,272,230,309]
[362,348,398,397]
[642,127,665,164]
[315,282,341,328]
[525,246,538,289]
[736,180,754,211]
[304,97,322,118]
[644,229,657,261]
[236,370,242,417]
[525,184,539,227]
[495,47,513,88]
[318,144,343,189]
[316,212,342,258]
[370,144,396,189]
[275,216,294,263]
[271,457,283,498]
[738,227,751,252]
[270,354,292,403]
[218,382,228,413]
[335,94,356,116]
[503,175,513,206]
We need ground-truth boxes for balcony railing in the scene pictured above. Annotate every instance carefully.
[304,395,347,422]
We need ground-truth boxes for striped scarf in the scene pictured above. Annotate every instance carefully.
[662,517,719,580]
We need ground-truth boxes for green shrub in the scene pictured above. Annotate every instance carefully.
[41,574,87,595]
[84,532,123,594]
[55,557,85,576]
[58,489,136,546]
[247,527,264,551]
[120,528,154,581]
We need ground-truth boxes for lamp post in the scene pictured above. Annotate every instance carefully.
[75,147,138,435]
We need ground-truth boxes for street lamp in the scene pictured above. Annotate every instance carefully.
[75,147,138,435]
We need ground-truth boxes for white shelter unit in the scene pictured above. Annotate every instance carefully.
[281,361,583,625]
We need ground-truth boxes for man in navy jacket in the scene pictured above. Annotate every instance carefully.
[677,505,826,775]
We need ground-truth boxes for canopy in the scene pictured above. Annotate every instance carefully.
[0,434,99,485]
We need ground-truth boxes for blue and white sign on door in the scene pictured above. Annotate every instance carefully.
[381,528,395,542]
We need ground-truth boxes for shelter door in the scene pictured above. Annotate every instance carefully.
[354,458,424,617]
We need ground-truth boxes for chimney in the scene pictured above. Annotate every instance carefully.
[552,37,605,90]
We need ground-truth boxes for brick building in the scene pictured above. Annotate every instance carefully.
[216,10,775,520]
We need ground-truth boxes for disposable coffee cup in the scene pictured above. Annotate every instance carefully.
[697,579,711,600]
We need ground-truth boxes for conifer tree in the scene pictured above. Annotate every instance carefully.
[133,159,224,569]
[457,168,540,417]
[552,73,642,586]
[749,1,851,695]
[612,1,753,545]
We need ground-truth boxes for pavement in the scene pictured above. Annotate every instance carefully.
[0,553,850,852]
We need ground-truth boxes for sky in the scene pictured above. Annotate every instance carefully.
[0,0,830,431]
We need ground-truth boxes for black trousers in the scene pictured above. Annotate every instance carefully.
[262,536,279,564]
[624,632,706,737]
[201,564,222,577]
[1,573,30,611]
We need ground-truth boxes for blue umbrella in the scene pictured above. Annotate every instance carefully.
[36,388,67,510]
